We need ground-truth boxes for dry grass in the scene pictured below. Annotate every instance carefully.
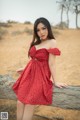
[0,23,80,120]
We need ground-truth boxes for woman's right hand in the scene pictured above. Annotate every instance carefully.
[16,68,24,74]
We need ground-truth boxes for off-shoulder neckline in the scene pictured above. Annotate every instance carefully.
[34,45,48,51]
[33,45,58,51]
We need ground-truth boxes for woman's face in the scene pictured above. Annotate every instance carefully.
[36,23,48,41]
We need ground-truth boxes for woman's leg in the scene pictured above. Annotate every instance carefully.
[22,104,35,120]
[17,100,25,120]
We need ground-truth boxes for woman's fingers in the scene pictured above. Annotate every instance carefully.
[55,84,62,88]
[16,68,24,74]
[55,83,68,88]
[61,83,68,88]
[16,68,24,72]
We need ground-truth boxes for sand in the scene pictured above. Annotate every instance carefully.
[0,23,80,120]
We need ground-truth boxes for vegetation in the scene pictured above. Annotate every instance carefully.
[0,22,11,27]
[24,21,32,24]
[11,31,22,36]
[7,20,19,24]
[0,27,8,40]
[53,22,68,29]
[56,0,80,28]
[24,27,33,35]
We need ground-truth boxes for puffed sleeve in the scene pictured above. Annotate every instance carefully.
[48,48,61,56]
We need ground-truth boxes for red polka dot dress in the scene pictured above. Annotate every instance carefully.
[12,46,61,105]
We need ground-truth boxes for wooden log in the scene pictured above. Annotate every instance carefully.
[0,74,80,110]
[52,86,80,110]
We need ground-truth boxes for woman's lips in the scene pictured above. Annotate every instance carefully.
[41,35,45,37]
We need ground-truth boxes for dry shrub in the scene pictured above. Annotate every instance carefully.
[24,21,31,24]
[7,20,19,24]
[24,27,33,35]
[0,27,8,40]
[0,22,11,27]
[53,22,68,29]
[11,31,22,36]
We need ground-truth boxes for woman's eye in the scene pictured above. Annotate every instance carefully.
[37,27,46,32]
[42,27,46,30]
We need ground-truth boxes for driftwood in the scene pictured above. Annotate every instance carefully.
[0,74,80,110]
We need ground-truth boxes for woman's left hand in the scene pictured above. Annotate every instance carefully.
[54,82,68,88]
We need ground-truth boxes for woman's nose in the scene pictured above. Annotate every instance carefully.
[40,30,44,34]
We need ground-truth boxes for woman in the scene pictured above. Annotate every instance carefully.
[12,17,67,120]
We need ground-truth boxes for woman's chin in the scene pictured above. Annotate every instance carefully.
[41,37,48,41]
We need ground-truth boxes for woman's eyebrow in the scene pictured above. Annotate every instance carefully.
[42,25,46,28]
[37,25,46,30]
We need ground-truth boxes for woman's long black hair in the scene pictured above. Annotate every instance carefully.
[28,17,55,57]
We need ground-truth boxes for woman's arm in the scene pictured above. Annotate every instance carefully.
[48,39,57,84]
[48,54,67,88]
[48,53,56,84]
[48,40,67,88]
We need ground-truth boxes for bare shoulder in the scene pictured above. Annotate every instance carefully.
[49,39,57,48]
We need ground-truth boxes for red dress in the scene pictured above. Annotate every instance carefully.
[12,46,61,105]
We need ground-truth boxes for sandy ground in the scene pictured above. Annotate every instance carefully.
[0,23,80,120]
